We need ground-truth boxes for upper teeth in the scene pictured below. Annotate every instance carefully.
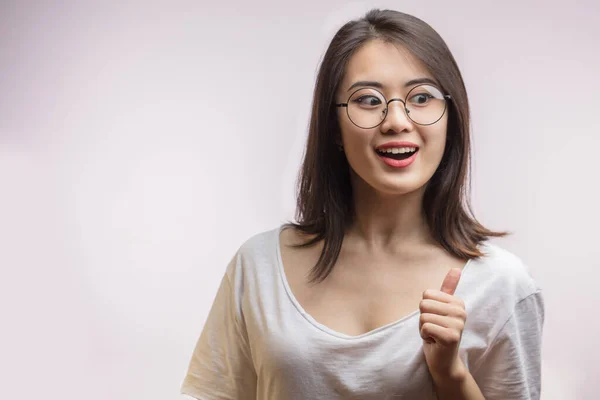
[378,147,417,154]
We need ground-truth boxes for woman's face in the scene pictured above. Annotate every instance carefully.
[336,39,448,197]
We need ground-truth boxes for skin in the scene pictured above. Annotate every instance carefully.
[281,39,485,399]
[336,42,448,204]
[335,39,483,399]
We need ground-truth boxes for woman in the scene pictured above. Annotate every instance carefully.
[181,9,544,400]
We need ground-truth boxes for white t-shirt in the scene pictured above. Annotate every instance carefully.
[181,225,544,400]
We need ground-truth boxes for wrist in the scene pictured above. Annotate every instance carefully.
[430,362,485,400]
[431,359,468,388]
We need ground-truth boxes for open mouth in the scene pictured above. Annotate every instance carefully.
[375,147,419,160]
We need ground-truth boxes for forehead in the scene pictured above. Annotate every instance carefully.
[341,39,434,90]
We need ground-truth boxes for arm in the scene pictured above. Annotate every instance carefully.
[180,269,257,400]
[427,291,544,400]
[470,291,545,400]
[420,270,544,399]
[420,268,486,399]
[432,367,485,400]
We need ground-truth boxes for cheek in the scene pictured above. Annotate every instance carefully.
[421,125,448,159]
[339,121,372,149]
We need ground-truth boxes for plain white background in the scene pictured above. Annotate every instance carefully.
[1,0,599,399]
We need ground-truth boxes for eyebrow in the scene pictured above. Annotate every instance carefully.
[346,77,439,92]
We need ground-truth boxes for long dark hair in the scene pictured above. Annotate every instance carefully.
[284,9,505,283]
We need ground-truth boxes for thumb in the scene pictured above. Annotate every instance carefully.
[440,267,462,295]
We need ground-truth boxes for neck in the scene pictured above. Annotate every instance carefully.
[347,173,432,253]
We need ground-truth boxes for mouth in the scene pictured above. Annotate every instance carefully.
[375,146,419,161]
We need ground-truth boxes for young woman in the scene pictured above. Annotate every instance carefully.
[181,9,544,400]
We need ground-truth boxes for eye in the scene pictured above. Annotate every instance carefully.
[408,93,434,106]
[353,95,383,107]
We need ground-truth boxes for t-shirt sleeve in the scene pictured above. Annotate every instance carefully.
[472,290,545,400]
[180,271,257,400]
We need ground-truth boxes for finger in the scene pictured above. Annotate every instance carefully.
[419,313,465,332]
[419,299,452,315]
[420,323,462,346]
[440,267,462,295]
[422,289,464,306]
[419,299,467,320]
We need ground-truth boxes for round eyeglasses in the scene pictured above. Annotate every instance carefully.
[335,84,452,128]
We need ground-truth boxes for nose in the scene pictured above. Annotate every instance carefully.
[379,98,414,134]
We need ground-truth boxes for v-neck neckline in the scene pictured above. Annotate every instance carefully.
[274,225,473,340]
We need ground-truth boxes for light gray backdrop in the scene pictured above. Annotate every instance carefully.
[1,1,598,399]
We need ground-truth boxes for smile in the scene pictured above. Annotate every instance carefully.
[375,147,419,168]
[375,147,418,161]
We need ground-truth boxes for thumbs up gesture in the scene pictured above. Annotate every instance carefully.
[419,268,468,383]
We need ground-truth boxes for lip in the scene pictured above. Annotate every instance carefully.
[375,141,419,168]
[375,141,420,150]
[376,150,418,168]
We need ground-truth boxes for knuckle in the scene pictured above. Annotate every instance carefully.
[452,305,467,319]
[451,331,461,343]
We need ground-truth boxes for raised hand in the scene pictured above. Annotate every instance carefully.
[419,267,467,383]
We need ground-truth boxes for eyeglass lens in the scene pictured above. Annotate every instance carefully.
[346,84,447,128]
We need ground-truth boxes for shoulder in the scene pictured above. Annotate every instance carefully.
[464,241,541,303]
[460,243,545,384]
[458,241,543,336]
[223,225,283,284]
[238,226,281,257]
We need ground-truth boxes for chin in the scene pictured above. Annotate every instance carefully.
[373,176,427,197]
